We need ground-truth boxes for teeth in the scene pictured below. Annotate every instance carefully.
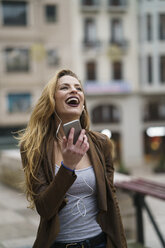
[66,97,79,104]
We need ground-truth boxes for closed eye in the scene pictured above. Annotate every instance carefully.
[60,86,68,90]
[76,87,82,91]
[60,86,82,91]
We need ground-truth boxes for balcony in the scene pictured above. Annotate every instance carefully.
[80,0,100,13]
[110,38,128,48]
[84,80,131,95]
[83,39,101,50]
[107,39,129,59]
[107,0,128,13]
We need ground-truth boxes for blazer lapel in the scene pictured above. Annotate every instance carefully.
[87,133,107,212]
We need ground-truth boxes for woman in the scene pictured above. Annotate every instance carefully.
[19,69,127,248]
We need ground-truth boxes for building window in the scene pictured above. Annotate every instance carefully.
[86,61,96,80]
[5,48,29,72]
[2,1,27,26]
[7,93,31,113]
[47,49,60,66]
[144,102,165,121]
[112,61,123,80]
[159,104,165,118]
[45,5,57,23]
[160,55,165,83]
[111,18,123,44]
[146,14,152,41]
[147,55,153,84]
[92,104,121,124]
[109,0,126,6]
[84,18,97,46]
[0,126,25,149]
[159,14,165,40]
[82,0,98,5]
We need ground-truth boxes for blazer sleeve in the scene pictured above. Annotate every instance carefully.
[34,166,76,220]
[103,136,116,191]
[20,148,77,220]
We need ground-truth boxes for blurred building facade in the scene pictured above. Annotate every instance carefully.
[0,0,165,168]
[0,0,74,147]
[138,0,165,168]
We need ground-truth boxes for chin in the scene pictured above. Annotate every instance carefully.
[66,110,81,118]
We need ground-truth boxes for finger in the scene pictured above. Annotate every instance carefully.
[62,136,67,150]
[67,127,74,147]
[75,129,86,147]
[81,134,87,146]
[81,136,89,152]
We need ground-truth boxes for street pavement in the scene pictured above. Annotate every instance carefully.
[0,167,164,248]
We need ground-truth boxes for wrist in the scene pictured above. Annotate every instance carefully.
[61,161,75,172]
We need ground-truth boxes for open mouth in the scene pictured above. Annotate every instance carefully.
[65,97,80,107]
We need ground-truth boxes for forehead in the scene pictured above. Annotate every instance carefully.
[57,75,80,86]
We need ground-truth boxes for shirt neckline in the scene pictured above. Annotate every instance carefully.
[55,164,93,172]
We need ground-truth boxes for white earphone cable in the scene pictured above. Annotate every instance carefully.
[66,174,94,217]
[54,110,62,142]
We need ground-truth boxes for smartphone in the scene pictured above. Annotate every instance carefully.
[63,119,82,144]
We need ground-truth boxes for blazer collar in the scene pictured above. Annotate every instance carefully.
[87,133,107,212]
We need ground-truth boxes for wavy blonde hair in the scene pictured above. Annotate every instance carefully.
[19,69,90,208]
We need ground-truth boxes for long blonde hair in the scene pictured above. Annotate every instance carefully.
[19,69,90,208]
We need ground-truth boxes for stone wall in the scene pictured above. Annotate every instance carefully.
[0,150,24,191]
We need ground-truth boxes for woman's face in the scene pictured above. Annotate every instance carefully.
[55,75,85,123]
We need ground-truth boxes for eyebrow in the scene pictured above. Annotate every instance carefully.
[58,83,81,87]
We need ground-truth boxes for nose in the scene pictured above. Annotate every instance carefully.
[70,87,78,94]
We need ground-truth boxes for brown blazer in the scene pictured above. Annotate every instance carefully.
[23,131,127,248]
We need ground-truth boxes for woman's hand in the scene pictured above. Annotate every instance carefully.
[62,128,89,170]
